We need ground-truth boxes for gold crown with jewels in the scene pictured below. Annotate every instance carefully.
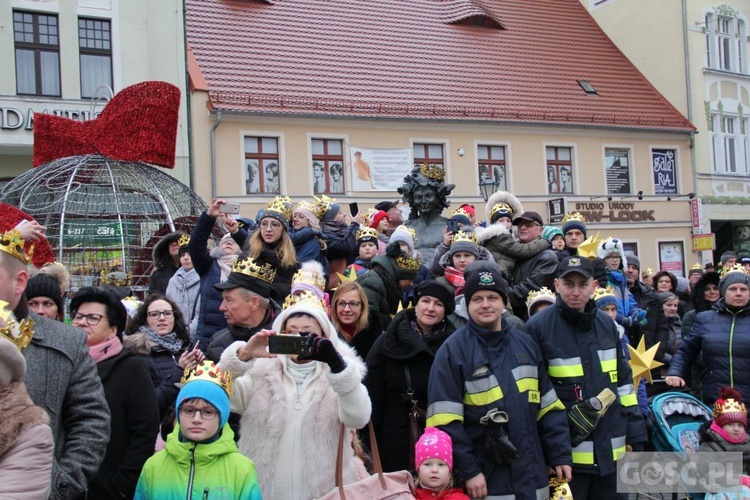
[396,252,421,271]
[265,196,293,221]
[451,207,472,220]
[178,234,191,247]
[282,290,328,312]
[0,300,34,351]
[420,162,446,182]
[99,270,132,287]
[591,285,617,302]
[315,194,337,217]
[0,229,33,265]
[526,287,556,308]
[356,227,379,241]
[232,256,276,284]
[561,212,585,223]
[452,230,477,245]
[181,361,233,397]
[713,398,747,419]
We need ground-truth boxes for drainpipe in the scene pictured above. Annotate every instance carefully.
[210,111,222,199]
[682,0,697,199]
[182,0,194,189]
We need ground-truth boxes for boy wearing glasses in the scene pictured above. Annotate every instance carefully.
[135,361,262,499]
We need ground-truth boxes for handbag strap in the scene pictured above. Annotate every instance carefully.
[334,420,387,500]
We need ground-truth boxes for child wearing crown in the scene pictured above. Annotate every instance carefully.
[701,387,750,466]
[135,361,261,499]
[344,227,380,279]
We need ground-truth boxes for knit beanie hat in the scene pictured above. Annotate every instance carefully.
[415,427,454,471]
[462,261,508,304]
[323,203,341,222]
[688,263,705,279]
[720,251,738,267]
[176,361,232,430]
[0,335,26,388]
[25,274,64,315]
[625,252,640,271]
[657,291,678,304]
[719,265,750,295]
[713,387,747,428]
[541,226,563,244]
[447,230,480,260]
[490,203,514,225]
[370,210,389,230]
[389,225,416,256]
[561,213,587,237]
[414,280,455,315]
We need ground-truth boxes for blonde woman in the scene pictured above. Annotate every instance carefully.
[331,281,383,361]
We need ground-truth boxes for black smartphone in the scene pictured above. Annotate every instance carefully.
[446,219,459,233]
[268,335,310,356]
[349,202,359,216]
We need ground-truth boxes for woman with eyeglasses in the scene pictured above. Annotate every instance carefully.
[365,280,457,472]
[330,281,383,361]
[70,287,159,499]
[124,294,204,420]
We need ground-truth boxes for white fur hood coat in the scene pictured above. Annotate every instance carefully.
[219,303,371,500]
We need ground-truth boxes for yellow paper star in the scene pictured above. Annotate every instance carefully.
[576,232,602,259]
[627,336,663,388]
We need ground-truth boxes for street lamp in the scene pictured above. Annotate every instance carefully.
[478,178,499,201]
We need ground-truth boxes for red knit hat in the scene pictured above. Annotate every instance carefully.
[713,387,747,428]
[369,210,389,230]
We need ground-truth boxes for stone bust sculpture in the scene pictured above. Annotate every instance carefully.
[398,163,456,266]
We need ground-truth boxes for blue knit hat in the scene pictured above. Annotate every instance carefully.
[176,362,232,431]
[562,219,587,237]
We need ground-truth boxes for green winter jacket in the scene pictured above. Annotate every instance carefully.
[134,424,262,500]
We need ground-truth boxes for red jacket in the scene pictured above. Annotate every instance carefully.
[415,487,470,500]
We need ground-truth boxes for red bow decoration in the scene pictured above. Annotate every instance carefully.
[33,81,181,169]
[0,204,54,268]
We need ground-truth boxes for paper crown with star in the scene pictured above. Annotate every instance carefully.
[576,232,602,260]
[420,162,446,182]
[0,229,33,265]
[453,230,478,246]
[180,360,233,397]
[282,290,328,312]
[561,212,585,224]
[0,300,34,351]
[264,196,293,221]
[232,256,276,284]
[177,234,191,247]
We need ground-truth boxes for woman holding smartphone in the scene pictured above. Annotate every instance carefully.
[219,294,371,499]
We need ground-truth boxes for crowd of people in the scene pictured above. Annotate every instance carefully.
[1,188,750,500]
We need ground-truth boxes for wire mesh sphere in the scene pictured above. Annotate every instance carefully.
[0,154,212,293]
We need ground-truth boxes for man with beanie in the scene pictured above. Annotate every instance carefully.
[427,261,572,499]
[0,228,110,499]
[135,361,262,499]
[688,263,705,287]
[525,256,648,500]
[667,265,750,404]
[721,250,738,269]
[25,273,65,321]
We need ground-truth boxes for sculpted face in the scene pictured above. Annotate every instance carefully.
[412,186,438,216]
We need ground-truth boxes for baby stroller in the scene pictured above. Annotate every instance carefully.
[650,391,712,455]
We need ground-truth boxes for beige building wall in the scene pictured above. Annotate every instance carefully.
[191,91,698,274]
[0,0,190,185]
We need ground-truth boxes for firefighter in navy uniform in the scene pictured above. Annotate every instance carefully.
[427,261,572,500]
[525,256,648,500]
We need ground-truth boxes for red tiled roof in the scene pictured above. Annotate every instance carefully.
[185,0,695,132]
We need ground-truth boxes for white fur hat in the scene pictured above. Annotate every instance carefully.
[484,191,524,225]
[597,237,627,270]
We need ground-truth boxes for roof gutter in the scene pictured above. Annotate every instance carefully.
[683,0,698,197]
[210,110,222,199]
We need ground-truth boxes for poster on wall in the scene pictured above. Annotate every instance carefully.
[652,149,677,195]
[605,148,631,194]
[659,241,685,277]
[350,147,413,191]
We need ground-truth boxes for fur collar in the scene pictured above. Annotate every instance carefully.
[122,332,156,356]
[0,382,50,457]
[475,223,512,244]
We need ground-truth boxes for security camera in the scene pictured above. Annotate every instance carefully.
[457,148,465,157]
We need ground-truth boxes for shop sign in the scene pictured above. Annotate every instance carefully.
[573,202,655,222]
[692,233,715,252]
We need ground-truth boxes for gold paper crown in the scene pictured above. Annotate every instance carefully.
[291,268,326,291]
[232,256,277,284]
[296,199,326,220]
[393,225,418,246]
[721,263,748,279]
[420,162,446,182]
[282,290,328,312]
[99,270,132,287]
[713,398,747,419]
[549,477,574,500]
[181,360,233,397]
[315,194,337,217]
[356,227,379,241]
[591,285,617,302]
[452,230,478,246]
[451,207,472,220]
[490,202,514,220]
[178,234,191,247]
[265,196,293,221]
[691,263,703,271]
[0,300,34,351]
[561,212,586,223]
[526,287,556,308]
[642,267,655,278]
[363,208,378,228]
[0,229,33,265]
[396,253,421,271]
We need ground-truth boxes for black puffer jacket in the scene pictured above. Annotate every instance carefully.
[668,299,750,405]
[147,231,185,294]
[365,308,455,472]
[122,332,187,420]
[205,300,280,363]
